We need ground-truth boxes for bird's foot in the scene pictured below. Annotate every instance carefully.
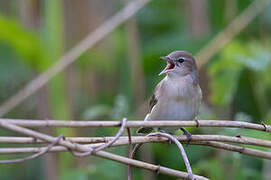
[180,128,192,146]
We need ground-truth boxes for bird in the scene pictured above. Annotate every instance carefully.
[137,50,202,142]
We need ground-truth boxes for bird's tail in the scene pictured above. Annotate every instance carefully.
[136,113,153,134]
[136,127,153,134]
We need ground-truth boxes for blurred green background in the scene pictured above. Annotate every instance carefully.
[0,0,271,179]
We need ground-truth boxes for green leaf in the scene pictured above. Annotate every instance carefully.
[0,15,48,71]
[208,40,271,107]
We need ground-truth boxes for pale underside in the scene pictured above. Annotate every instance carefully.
[141,74,202,133]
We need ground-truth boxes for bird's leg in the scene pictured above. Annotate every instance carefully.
[180,128,192,146]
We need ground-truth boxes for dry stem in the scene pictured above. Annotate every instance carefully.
[0,121,207,180]
[0,134,63,164]
[67,118,127,157]
[1,134,271,159]
[2,135,271,148]
[1,119,270,132]
[148,132,193,180]
[127,127,133,180]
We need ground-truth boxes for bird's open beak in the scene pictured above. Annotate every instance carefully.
[159,57,175,76]
[160,56,168,61]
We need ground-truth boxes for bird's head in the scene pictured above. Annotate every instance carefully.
[159,51,198,77]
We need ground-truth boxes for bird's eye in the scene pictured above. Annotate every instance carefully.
[177,58,185,63]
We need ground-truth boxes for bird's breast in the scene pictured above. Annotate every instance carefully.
[154,97,200,120]
[150,77,202,121]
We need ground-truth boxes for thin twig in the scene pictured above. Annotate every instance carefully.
[2,119,270,132]
[148,132,193,180]
[2,135,270,149]
[0,121,207,180]
[0,0,151,117]
[195,141,271,159]
[130,142,144,178]
[95,118,127,152]
[0,134,63,164]
[2,139,271,160]
[127,129,133,157]
[127,127,133,180]
[69,118,127,157]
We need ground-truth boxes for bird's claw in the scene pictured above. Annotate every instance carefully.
[180,128,192,146]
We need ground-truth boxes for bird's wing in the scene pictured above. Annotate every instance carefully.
[148,80,164,115]
[137,82,162,134]
[149,80,163,112]
[149,94,158,113]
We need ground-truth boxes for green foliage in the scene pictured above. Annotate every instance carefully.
[194,159,225,180]
[60,169,88,180]
[1,0,271,179]
[0,44,32,96]
[208,40,271,121]
[82,94,129,120]
[0,15,48,71]
[88,159,125,180]
[137,0,185,39]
